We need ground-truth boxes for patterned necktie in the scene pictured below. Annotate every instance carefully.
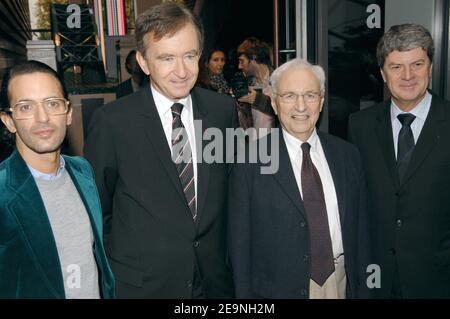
[171,103,196,220]
[301,142,335,286]
[397,113,416,183]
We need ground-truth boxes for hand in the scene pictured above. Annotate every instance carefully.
[238,88,257,104]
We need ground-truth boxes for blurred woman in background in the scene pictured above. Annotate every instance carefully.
[198,48,232,95]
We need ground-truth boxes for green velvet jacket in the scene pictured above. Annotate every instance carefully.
[0,151,115,298]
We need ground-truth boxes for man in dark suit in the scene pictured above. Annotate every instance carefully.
[228,58,371,299]
[348,24,450,298]
[116,50,147,99]
[84,2,235,298]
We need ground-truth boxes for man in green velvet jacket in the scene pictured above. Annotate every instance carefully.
[0,61,115,298]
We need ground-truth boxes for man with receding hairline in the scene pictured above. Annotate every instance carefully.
[85,2,235,298]
[229,58,371,299]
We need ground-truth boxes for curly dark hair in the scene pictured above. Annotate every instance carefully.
[237,37,273,68]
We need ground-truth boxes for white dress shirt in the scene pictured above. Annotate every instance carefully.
[151,85,198,205]
[391,91,432,158]
[283,128,344,259]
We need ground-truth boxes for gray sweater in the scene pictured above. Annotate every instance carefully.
[35,170,100,299]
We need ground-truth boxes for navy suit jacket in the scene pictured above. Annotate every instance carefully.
[84,86,236,298]
[228,130,371,298]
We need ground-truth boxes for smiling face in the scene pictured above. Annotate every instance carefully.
[136,22,200,102]
[271,68,324,142]
[381,47,432,112]
[0,72,72,159]
[207,50,226,75]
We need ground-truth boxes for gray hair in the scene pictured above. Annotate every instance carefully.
[270,58,326,95]
[377,23,434,68]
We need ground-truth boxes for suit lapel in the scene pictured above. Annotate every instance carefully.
[401,95,444,185]
[138,87,186,204]
[139,87,211,222]
[191,89,210,221]
[318,132,347,225]
[6,151,65,298]
[65,158,114,296]
[375,100,400,188]
[271,132,306,218]
[65,159,101,234]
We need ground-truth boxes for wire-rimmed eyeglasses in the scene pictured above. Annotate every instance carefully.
[275,91,322,105]
[8,98,70,120]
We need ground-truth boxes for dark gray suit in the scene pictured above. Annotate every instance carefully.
[85,86,235,298]
[228,130,371,298]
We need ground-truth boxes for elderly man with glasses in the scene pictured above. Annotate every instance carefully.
[0,60,115,299]
[228,58,371,299]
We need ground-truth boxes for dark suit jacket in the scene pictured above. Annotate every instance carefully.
[348,94,450,298]
[116,78,133,99]
[228,131,371,298]
[0,151,115,298]
[84,86,235,298]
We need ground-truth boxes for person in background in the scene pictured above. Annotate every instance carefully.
[116,50,148,99]
[0,123,13,163]
[235,37,275,136]
[0,60,114,299]
[198,48,231,95]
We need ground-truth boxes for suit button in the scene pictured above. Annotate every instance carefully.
[390,248,396,255]
[187,280,193,288]
[300,222,306,228]
[300,289,308,296]
[396,219,402,228]
[193,241,200,248]
[303,254,309,262]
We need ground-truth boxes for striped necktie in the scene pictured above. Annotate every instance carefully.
[171,103,196,219]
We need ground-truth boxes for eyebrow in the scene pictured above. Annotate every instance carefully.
[156,50,199,58]
[15,96,62,103]
[185,50,199,55]
[156,53,175,59]
[279,90,319,94]
[388,59,426,66]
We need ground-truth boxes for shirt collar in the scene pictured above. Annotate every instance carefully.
[391,91,432,122]
[27,155,66,181]
[151,84,192,116]
[283,128,319,160]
